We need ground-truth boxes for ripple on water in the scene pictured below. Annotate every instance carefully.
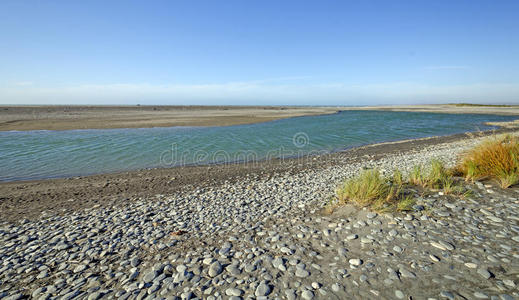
[0,111,515,181]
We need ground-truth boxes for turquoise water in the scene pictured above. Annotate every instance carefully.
[0,111,516,182]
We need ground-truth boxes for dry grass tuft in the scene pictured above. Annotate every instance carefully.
[336,169,410,212]
[335,159,470,213]
[459,134,519,188]
[409,159,451,189]
[337,169,394,207]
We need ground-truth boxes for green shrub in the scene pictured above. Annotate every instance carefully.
[396,195,416,212]
[337,169,394,207]
[336,169,408,212]
[409,159,450,189]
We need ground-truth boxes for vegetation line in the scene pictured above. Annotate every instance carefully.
[331,134,519,212]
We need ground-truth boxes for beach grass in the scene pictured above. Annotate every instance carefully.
[336,169,394,208]
[458,134,519,188]
[334,160,471,212]
[335,169,411,212]
[408,159,451,189]
[333,134,519,213]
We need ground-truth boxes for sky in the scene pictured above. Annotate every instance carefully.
[0,0,518,105]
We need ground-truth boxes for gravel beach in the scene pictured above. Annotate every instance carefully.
[1,129,518,299]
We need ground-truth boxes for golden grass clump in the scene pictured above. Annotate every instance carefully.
[459,134,519,188]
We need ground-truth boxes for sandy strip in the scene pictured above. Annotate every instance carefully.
[340,104,519,115]
[0,105,340,131]
[2,104,518,131]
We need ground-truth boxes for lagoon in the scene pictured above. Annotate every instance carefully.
[0,110,516,182]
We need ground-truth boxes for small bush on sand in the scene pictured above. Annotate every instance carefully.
[440,176,466,195]
[336,169,408,212]
[396,195,416,212]
[459,134,519,188]
[409,165,426,187]
[409,159,451,189]
[334,160,469,213]
[393,169,404,186]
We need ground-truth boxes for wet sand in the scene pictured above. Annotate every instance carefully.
[0,105,340,131]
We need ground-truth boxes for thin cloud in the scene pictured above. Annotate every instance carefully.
[424,66,469,70]
[229,76,313,85]
[12,81,34,86]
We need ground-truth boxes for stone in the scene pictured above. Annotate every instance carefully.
[225,264,241,276]
[477,268,491,279]
[296,268,310,278]
[399,268,416,279]
[346,234,358,240]
[440,291,455,300]
[73,265,87,273]
[130,257,141,267]
[366,212,377,219]
[349,258,362,266]
[331,283,341,292]
[474,291,489,299]
[502,279,515,287]
[301,290,314,300]
[225,288,243,296]
[255,282,271,297]
[285,289,296,300]
[143,270,158,283]
[393,246,403,253]
[208,261,223,277]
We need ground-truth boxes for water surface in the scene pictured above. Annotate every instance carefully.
[0,111,516,182]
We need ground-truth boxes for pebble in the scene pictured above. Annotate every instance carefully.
[399,268,416,279]
[440,291,455,300]
[255,282,271,297]
[296,268,310,278]
[366,212,377,219]
[349,259,362,266]
[208,261,223,277]
[395,290,405,299]
[477,268,492,279]
[143,270,158,282]
[285,289,296,300]
[301,290,314,300]
[225,288,243,296]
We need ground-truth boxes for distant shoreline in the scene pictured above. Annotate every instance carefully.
[337,104,519,116]
[1,104,518,131]
[0,105,341,131]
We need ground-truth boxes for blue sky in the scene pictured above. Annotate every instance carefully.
[1,0,518,105]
